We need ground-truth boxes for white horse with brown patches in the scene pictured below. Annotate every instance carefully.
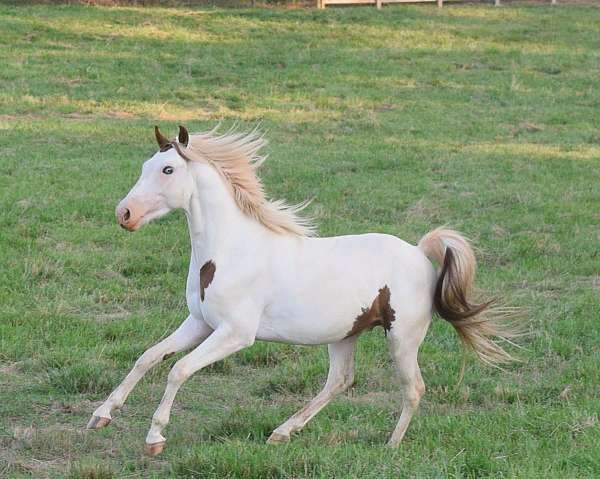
[87,126,517,456]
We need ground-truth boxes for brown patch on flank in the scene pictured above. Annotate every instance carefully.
[162,352,175,361]
[345,286,396,338]
[200,260,216,301]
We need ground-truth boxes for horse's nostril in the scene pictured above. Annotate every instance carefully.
[123,208,131,222]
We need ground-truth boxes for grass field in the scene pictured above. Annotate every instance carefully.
[1,2,599,478]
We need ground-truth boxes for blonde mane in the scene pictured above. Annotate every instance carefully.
[179,127,316,237]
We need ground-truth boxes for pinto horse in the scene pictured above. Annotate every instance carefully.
[87,126,516,456]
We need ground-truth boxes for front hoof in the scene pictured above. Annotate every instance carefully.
[266,432,290,445]
[145,441,166,457]
[386,438,401,448]
[87,415,111,430]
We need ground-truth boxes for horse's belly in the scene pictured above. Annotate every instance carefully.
[256,306,356,345]
[256,281,386,345]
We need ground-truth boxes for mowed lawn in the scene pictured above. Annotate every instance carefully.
[1,2,599,478]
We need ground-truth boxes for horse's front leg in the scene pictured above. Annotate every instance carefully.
[87,315,212,429]
[145,323,255,456]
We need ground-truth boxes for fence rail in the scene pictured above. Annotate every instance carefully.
[318,0,558,7]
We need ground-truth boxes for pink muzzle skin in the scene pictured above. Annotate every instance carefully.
[116,198,144,231]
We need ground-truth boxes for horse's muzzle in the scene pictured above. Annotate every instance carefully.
[116,201,139,231]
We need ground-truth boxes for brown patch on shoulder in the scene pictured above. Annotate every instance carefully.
[162,352,175,361]
[200,260,216,301]
[345,286,396,338]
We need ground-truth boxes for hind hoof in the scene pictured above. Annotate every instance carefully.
[266,432,290,445]
[145,441,166,457]
[87,415,111,430]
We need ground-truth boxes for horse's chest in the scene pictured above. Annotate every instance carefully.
[185,269,203,320]
[185,260,234,330]
[186,259,220,321]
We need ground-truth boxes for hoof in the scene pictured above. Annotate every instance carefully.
[145,441,166,457]
[87,415,111,430]
[386,436,403,448]
[266,432,290,445]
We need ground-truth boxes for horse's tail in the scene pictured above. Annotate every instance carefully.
[418,227,518,365]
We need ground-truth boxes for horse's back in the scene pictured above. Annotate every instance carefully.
[312,232,435,313]
[304,232,434,288]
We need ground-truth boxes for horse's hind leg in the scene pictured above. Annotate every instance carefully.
[387,315,429,447]
[267,336,357,444]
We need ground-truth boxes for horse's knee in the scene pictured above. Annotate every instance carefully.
[134,353,153,371]
[167,362,190,386]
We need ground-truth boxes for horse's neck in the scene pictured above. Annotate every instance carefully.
[184,175,267,267]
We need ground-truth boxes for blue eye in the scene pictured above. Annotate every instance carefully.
[162,166,174,175]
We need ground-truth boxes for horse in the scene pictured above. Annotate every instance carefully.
[87,125,517,456]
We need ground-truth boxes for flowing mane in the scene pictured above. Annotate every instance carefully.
[177,127,316,237]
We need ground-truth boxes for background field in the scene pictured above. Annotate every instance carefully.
[1,2,599,478]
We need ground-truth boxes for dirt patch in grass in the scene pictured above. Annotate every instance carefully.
[0,362,23,375]
[347,390,397,407]
[91,309,134,323]
[1,424,112,478]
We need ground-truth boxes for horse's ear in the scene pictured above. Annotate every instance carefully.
[154,126,170,151]
[178,125,189,147]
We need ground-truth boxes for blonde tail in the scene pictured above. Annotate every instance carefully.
[418,228,518,365]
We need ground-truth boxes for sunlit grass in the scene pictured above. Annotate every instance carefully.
[0,2,599,478]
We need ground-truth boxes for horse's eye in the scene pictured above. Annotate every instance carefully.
[162,166,174,175]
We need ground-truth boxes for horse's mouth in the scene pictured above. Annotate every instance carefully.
[119,218,142,231]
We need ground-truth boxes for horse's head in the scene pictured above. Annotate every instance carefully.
[116,126,195,231]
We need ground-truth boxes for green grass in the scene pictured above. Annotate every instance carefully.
[1,2,599,478]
